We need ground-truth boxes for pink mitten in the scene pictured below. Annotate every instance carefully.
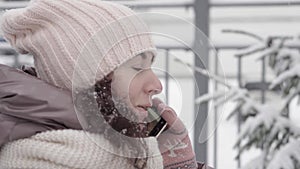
[152,98,197,169]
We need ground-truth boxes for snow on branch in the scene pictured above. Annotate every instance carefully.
[242,154,265,169]
[269,49,300,89]
[270,65,300,89]
[222,29,264,42]
[174,57,231,88]
[217,30,300,169]
[195,90,226,105]
[180,30,300,169]
[234,42,266,57]
[174,57,250,109]
[267,139,300,169]
[235,103,282,146]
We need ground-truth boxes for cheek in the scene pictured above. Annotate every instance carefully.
[111,69,143,105]
[128,78,144,103]
[111,73,134,100]
[111,77,129,99]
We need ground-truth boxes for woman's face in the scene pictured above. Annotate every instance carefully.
[111,52,162,122]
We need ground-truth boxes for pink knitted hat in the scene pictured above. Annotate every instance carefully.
[1,0,156,90]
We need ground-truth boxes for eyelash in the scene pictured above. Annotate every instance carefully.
[132,67,143,71]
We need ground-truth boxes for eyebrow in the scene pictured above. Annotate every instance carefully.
[151,55,155,63]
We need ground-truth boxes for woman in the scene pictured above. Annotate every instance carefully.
[0,0,211,168]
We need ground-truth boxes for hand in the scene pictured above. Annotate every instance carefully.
[152,98,197,169]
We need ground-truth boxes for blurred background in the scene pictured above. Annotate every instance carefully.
[1,0,300,169]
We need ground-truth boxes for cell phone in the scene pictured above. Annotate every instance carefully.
[147,106,167,138]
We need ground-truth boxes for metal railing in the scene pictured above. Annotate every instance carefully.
[1,0,300,10]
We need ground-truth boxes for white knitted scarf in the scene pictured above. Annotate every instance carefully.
[0,129,163,169]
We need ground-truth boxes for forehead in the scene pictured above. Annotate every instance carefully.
[125,52,154,65]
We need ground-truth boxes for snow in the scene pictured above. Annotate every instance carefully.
[242,154,264,169]
[234,42,266,57]
[255,39,283,60]
[237,103,281,143]
[174,57,231,88]
[227,35,300,169]
[187,47,300,168]
[215,88,248,107]
[270,64,300,89]
[276,48,300,62]
[195,90,227,105]
[269,47,300,89]
[190,34,300,168]
[267,139,300,169]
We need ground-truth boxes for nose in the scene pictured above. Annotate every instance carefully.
[144,69,162,95]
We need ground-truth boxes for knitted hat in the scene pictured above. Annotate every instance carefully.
[1,0,156,90]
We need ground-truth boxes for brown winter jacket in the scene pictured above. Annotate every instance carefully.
[0,64,212,169]
[0,64,82,147]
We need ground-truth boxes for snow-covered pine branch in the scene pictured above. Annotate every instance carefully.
[228,32,300,169]
[174,57,231,88]
[267,139,300,169]
[269,49,300,89]
[179,31,300,169]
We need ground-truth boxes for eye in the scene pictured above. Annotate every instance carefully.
[132,67,143,71]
